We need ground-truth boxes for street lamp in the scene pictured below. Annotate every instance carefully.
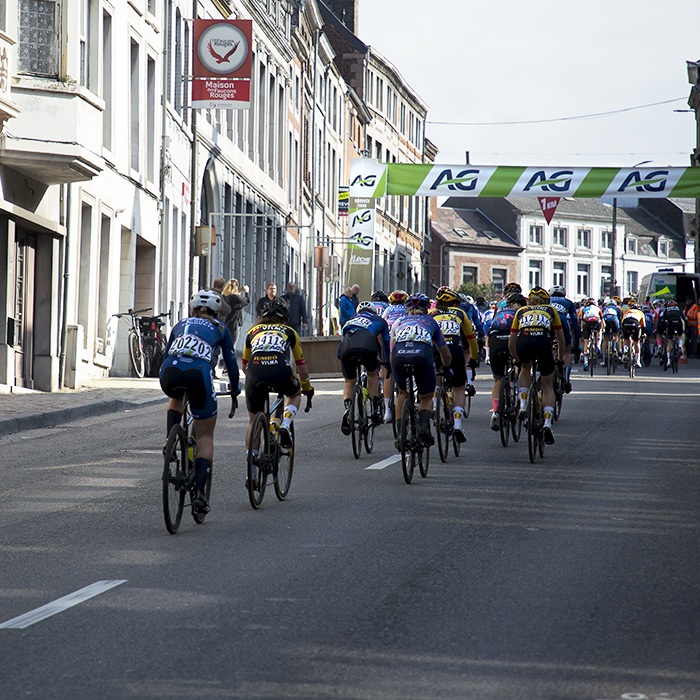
[611,161,652,297]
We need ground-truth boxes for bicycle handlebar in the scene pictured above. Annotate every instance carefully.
[113,307,153,318]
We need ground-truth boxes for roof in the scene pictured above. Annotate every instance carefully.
[432,205,522,252]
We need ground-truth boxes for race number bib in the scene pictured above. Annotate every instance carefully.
[437,318,461,336]
[251,331,287,354]
[393,324,432,344]
[170,334,213,361]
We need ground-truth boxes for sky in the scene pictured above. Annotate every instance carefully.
[357,0,700,169]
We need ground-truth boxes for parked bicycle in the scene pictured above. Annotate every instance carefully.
[348,367,376,459]
[398,363,430,484]
[162,388,236,534]
[434,368,460,462]
[114,308,169,378]
[246,384,312,509]
[497,355,522,447]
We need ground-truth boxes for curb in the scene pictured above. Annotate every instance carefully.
[0,395,166,438]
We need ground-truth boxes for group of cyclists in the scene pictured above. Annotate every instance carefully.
[156,280,694,517]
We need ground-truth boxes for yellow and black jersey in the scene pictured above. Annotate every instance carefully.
[429,306,478,358]
[511,304,563,337]
[242,322,306,370]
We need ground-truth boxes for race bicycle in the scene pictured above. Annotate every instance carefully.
[348,367,376,459]
[398,363,430,484]
[525,356,546,464]
[162,388,236,534]
[246,386,312,509]
[434,368,460,462]
[497,354,522,447]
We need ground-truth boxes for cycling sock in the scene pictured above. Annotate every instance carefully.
[519,388,529,410]
[544,406,553,427]
[166,409,181,436]
[194,458,212,491]
[564,366,571,382]
[492,398,499,412]
[282,404,298,429]
[343,398,351,410]
[384,398,390,409]
[418,409,432,435]
[466,368,473,385]
[453,407,463,429]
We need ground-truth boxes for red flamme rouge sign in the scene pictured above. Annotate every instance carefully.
[538,196,561,224]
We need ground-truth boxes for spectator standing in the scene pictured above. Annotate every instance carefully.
[339,287,355,327]
[282,282,308,336]
[222,278,250,348]
[256,283,282,317]
[351,284,361,310]
[209,277,231,373]
[684,294,699,357]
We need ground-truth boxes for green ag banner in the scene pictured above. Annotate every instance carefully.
[349,159,700,199]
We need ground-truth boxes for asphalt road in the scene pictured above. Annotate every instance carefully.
[1,362,700,700]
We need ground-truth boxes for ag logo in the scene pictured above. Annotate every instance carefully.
[617,170,669,193]
[430,169,480,191]
[197,22,249,75]
[352,210,372,226]
[350,174,378,188]
[523,170,573,193]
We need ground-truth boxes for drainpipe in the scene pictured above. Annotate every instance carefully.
[58,182,71,389]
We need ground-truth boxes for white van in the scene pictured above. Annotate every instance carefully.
[637,269,700,305]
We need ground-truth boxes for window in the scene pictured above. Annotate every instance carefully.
[553,227,567,247]
[577,264,590,296]
[658,239,669,257]
[18,0,60,77]
[492,268,507,295]
[627,271,639,295]
[553,262,566,288]
[130,38,140,172]
[528,260,542,288]
[626,237,638,254]
[462,265,477,285]
[601,230,612,249]
[577,228,591,248]
[529,225,543,245]
[601,265,612,296]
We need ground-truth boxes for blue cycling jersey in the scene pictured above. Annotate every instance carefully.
[549,295,580,343]
[338,310,390,361]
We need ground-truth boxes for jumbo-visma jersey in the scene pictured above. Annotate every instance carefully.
[242,323,305,369]
[511,304,563,337]
[428,307,478,357]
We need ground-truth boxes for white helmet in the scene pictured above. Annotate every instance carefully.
[190,290,221,315]
[549,285,566,297]
[357,301,378,314]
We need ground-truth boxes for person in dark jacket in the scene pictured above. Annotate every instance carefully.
[222,278,250,348]
[282,282,308,336]
[256,283,282,317]
[339,287,355,327]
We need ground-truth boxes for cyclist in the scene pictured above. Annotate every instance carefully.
[548,285,580,393]
[488,292,526,430]
[642,304,655,362]
[429,286,479,442]
[339,300,390,433]
[508,287,565,445]
[660,299,686,368]
[160,290,241,515]
[381,289,409,422]
[391,293,451,447]
[601,297,622,365]
[370,290,390,315]
[458,293,483,395]
[580,298,604,370]
[620,301,646,368]
[242,299,314,451]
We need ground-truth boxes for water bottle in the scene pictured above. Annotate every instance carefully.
[187,436,196,462]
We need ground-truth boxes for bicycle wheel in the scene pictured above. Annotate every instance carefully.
[247,412,269,509]
[628,349,635,379]
[672,340,679,373]
[351,384,363,459]
[589,344,595,377]
[128,330,145,378]
[390,383,399,438]
[192,463,213,525]
[436,387,449,462]
[274,423,294,501]
[363,389,375,454]
[553,370,563,422]
[464,391,472,419]
[498,379,510,447]
[400,399,414,484]
[606,348,612,376]
[527,389,538,464]
[418,433,429,478]
[162,425,187,534]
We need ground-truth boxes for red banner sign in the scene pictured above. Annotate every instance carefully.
[192,79,251,110]
[193,20,252,80]
[538,196,561,224]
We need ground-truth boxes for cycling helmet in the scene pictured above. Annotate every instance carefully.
[528,286,550,303]
[503,282,522,296]
[370,290,389,303]
[357,301,378,315]
[405,293,430,311]
[611,295,621,304]
[260,299,289,322]
[466,295,475,305]
[436,286,460,305]
[496,298,508,310]
[508,292,527,307]
[190,290,222,315]
[458,293,469,303]
[389,289,408,305]
[549,285,566,297]
[666,299,678,308]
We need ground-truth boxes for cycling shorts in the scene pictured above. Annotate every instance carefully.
[339,329,380,379]
[515,332,555,376]
[621,318,642,342]
[581,320,601,340]
[160,357,217,420]
[488,336,511,379]
[391,342,436,396]
[664,320,684,338]
[603,318,620,337]
[244,355,301,414]
[434,343,466,388]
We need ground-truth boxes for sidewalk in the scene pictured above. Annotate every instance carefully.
[0,377,167,437]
